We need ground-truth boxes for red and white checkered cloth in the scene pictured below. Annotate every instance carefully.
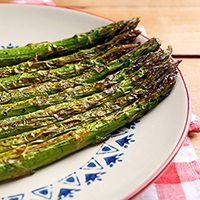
[134,115,200,200]
[4,1,200,199]
[134,27,200,200]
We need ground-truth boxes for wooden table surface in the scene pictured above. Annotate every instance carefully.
[53,0,200,160]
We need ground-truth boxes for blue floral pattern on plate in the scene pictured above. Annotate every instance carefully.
[1,43,19,49]
[1,121,139,200]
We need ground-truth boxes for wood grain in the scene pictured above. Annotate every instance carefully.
[53,0,200,7]
[53,4,200,55]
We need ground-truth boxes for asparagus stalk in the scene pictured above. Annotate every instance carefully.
[0,31,141,78]
[0,46,172,120]
[0,37,161,104]
[0,58,180,153]
[0,44,136,91]
[0,77,145,138]
[0,67,177,181]
[0,17,140,67]
[0,87,144,153]
[0,49,178,139]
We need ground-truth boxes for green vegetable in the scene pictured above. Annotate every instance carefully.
[0,17,182,182]
[0,65,178,181]
[0,78,145,138]
[0,17,140,66]
[0,44,137,91]
[0,47,178,139]
[0,46,172,120]
[0,30,141,78]
[0,37,161,104]
[0,58,180,154]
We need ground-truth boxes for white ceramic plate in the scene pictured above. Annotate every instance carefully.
[0,4,191,200]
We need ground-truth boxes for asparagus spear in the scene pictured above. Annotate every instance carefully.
[0,77,145,138]
[0,48,178,139]
[0,46,172,120]
[0,44,136,91]
[0,37,161,104]
[0,67,177,181]
[0,58,180,153]
[0,31,141,78]
[0,17,140,67]
[1,58,176,144]
[0,87,144,153]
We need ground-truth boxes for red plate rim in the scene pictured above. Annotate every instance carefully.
[0,3,192,199]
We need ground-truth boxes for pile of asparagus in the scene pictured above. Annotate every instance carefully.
[0,17,181,182]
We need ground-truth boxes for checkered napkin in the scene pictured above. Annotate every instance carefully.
[7,1,200,199]
[133,27,200,200]
[133,114,200,200]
